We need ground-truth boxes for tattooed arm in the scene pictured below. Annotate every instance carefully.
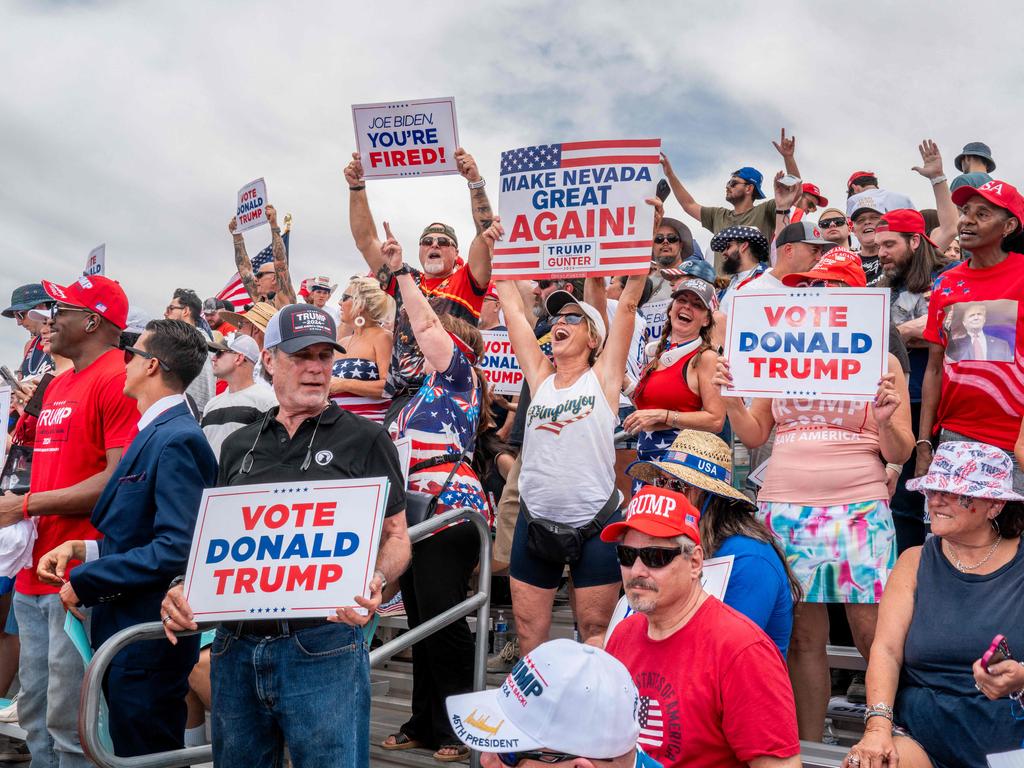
[456,148,494,289]
[343,152,386,274]
[229,216,259,302]
[266,205,296,307]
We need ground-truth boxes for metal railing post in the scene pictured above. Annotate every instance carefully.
[80,508,492,768]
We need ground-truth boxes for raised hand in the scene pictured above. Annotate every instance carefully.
[265,204,278,229]
[228,216,238,235]
[872,372,900,423]
[481,216,504,249]
[772,128,796,158]
[454,148,481,182]
[344,152,365,188]
[912,139,945,180]
[659,152,676,179]
[774,171,801,209]
[381,221,403,271]
[647,196,664,234]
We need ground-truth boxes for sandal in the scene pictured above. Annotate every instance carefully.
[434,744,470,762]
[381,732,423,751]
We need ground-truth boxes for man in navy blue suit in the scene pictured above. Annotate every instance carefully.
[37,319,217,757]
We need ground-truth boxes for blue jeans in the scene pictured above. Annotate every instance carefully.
[210,622,369,768]
[14,592,92,768]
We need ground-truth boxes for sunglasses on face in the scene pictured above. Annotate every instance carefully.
[726,179,750,189]
[123,346,171,371]
[340,293,353,302]
[498,751,582,766]
[536,280,553,289]
[616,544,684,569]
[552,312,586,326]
[420,236,454,248]
[819,217,847,229]
[257,270,276,279]
[649,475,689,493]
[654,234,681,244]
[923,489,976,508]
[48,305,92,320]
[13,311,26,321]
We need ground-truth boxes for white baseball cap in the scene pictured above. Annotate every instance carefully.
[445,639,640,758]
[208,333,260,365]
[544,291,607,346]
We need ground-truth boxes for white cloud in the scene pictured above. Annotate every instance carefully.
[2,0,1021,365]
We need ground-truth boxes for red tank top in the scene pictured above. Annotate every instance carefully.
[633,348,703,412]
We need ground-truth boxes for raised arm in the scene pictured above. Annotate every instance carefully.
[385,222,455,373]
[456,148,495,289]
[595,273,643,408]
[344,152,386,276]
[772,128,801,179]
[912,139,958,251]
[661,153,702,222]
[229,217,259,302]
[266,205,296,307]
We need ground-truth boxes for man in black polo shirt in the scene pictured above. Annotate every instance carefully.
[161,303,411,768]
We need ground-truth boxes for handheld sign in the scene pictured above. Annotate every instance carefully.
[604,555,734,642]
[183,477,389,621]
[235,178,268,233]
[493,139,661,280]
[640,298,669,347]
[724,288,890,401]
[84,244,105,276]
[480,329,523,397]
[352,97,459,179]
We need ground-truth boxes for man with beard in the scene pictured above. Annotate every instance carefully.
[919,179,1024,490]
[648,214,697,302]
[344,149,493,418]
[876,209,955,551]
[709,226,771,316]
[604,485,799,768]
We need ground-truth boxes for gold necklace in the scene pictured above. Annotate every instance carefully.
[947,535,1002,572]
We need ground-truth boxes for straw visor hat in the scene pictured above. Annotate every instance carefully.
[627,429,754,510]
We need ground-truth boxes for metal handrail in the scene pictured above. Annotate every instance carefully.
[79,507,493,768]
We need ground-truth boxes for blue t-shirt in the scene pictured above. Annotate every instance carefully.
[714,534,793,657]
[635,748,663,768]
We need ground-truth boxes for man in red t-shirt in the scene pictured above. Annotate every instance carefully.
[344,149,494,406]
[0,275,137,768]
[919,179,1024,491]
[603,486,800,768]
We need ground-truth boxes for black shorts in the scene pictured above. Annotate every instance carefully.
[508,506,623,590]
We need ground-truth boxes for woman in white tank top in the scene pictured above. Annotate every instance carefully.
[489,219,647,655]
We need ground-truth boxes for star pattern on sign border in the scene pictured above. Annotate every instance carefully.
[500,144,561,174]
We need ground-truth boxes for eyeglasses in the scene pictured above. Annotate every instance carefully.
[165,303,184,313]
[13,311,26,321]
[419,236,454,248]
[498,751,582,766]
[616,545,684,569]
[654,234,681,244]
[649,475,689,493]
[123,346,171,371]
[536,280,553,289]
[923,489,976,508]
[726,179,750,189]
[48,305,92,320]
[552,313,586,326]
[819,217,847,229]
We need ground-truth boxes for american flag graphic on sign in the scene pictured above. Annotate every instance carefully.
[637,695,664,749]
[494,139,660,281]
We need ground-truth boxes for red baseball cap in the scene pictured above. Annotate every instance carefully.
[951,179,1024,224]
[41,275,129,330]
[802,182,828,206]
[600,486,701,546]
[781,248,867,288]
[847,170,875,190]
[876,209,938,247]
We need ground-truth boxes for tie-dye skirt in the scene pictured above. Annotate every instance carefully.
[756,499,896,603]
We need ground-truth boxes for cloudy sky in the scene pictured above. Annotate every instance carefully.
[3,0,1022,364]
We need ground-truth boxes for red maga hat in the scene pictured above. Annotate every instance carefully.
[781,248,867,288]
[876,209,938,247]
[600,485,701,546]
[846,170,875,189]
[802,182,828,206]
[41,275,129,330]
[951,179,1024,224]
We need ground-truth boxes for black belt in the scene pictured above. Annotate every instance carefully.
[224,618,327,638]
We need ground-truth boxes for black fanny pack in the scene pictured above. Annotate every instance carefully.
[404,451,467,528]
[521,489,621,565]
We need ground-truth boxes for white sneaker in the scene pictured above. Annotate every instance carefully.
[0,694,18,724]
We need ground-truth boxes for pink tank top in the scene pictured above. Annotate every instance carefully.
[757,397,888,506]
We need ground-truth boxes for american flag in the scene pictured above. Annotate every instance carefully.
[637,695,664,749]
[493,139,660,280]
[216,230,290,307]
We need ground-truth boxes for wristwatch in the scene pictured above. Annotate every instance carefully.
[168,575,186,590]
[392,264,412,276]
[373,569,388,590]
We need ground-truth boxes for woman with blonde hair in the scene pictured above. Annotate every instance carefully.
[330,275,394,423]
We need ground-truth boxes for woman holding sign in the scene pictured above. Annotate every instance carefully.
[712,250,915,741]
[380,223,491,762]
[487,217,646,657]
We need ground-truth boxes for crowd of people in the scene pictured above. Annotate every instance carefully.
[1,131,1023,768]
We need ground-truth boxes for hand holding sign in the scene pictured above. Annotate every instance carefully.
[344,152,365,188]
[872,372,901,423]
[265,203,278,229]
[161,584,196,645]
[455,148,481,183]
[236,178,268,232]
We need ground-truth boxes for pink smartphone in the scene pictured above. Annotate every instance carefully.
[982,634,1012,672]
